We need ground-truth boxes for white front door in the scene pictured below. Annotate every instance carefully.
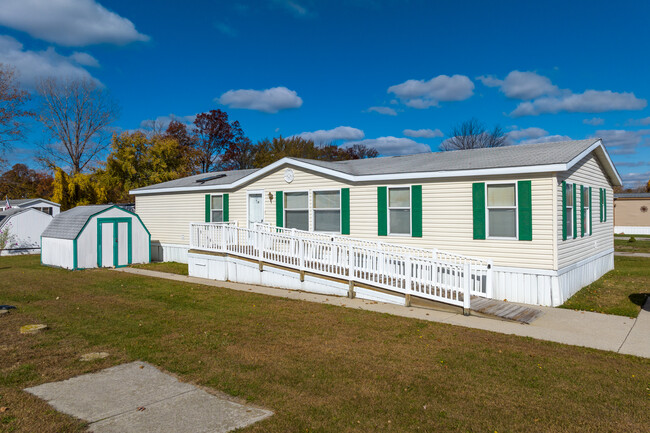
[100,222,114,267]
[117,222,129,266]
[248,193,264,229]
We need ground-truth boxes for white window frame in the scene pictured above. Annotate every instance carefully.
[485,181,518,240]
[210,193,224,223]
[565,183,573,239]
[246,189,265,229]
[312,188,342,234]
[582,186,590,236]
[284,190,309,231]
[387,185,412,237]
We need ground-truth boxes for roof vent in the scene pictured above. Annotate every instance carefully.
[195,174,226,184]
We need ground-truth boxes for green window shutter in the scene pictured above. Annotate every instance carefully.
[341,188,350,235]
[377,186,387,236]
[472,183,486,240]
[223,193,229,222]
[580,186,585,237]
[561,181,567,241]
[205,194,211,222]
[603,189,607,222]
[411,185,423,238]
[573,184,577,239]
[276,191,283,227]
[589,187,593,235]
[517,180,532,241]
[599,188,603,222]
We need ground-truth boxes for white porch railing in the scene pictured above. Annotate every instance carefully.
[189,222,493,310]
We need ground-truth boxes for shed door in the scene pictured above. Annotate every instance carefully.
[117,222,129,266]
[100,222,114,267]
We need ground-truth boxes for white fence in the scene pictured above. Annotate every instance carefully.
[189,222,493,310]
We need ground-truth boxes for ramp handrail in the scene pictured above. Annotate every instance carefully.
[189,222,494,309]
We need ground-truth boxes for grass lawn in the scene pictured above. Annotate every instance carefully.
[614,238,650,253]
[131,261,188,275]
[561,256,650,317]
[1,255,649,432]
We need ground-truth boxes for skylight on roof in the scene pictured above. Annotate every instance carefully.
[195,174,226,184]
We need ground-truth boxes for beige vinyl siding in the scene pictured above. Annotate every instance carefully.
[231,165,555,269]
[614,198,650,227]
[136,192,205,245]
[557,154,613,268]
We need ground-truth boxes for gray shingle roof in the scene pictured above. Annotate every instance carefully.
[614,193,650,199]
[130,168,260,193]
[290,139,600,176]
[0,208,27,228]
[132,138,607,193]
[6,198,60,207]
[42,205,112,240]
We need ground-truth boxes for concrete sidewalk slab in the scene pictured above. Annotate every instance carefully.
[25,362,272,433]
[115,268,648,358]
[619,298,650,357]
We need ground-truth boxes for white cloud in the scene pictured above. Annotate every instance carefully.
[0,35,96,87]
[69,51,99,67]
[591,129,650,155]
[583,117,605,126]
[621,170,650,186]
[345,136,430,156]
[518,134,572,145]
[511,90,647,117]
[367,106,397,116]
[0,0,150,46]
[626,116,650,126]
[477,71,559,100]
[506,127,549,144]
[388,74,474,108]
[140,113,196,129]
[214,22,237,37]
[217,86,303,113]
[295,126,364,144]
[403,128,443,138]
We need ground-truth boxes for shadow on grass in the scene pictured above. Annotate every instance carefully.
[629,293,650,307]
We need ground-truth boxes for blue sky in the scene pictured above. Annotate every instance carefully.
[1,0,649,186]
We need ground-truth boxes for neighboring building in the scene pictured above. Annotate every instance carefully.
[1,198,61,216]
[130,138,620,307]
[41,205,151,270]
[0,207,53,255]
[614,193,650,234]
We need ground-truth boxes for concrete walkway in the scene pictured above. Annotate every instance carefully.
[25,361,272,433]
[116,268,650,358]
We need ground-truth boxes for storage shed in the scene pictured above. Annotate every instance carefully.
[41,205,150,270]
[0,207,53,255]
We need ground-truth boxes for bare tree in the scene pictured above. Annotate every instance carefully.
[0,64,32,152]
[440,118,507,151]
[36,77,120,174]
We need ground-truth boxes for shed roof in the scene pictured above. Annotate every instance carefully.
[41,205,113,240]
[6,198,60,208]
[0,208,28,228]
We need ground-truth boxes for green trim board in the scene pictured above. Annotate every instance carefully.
[73,238,78,270]
[411,185,422,238]
[377,186,387,236]
[97,217,132,268]
[517,180,532,241]
[472,182,486,240]
[275,191,283,227]
[341,188,350,235]
[573,184,577,239]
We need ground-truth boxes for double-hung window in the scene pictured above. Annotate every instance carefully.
[388,187,411,235]
[487,184,517,238]
[211,195,224,222]
[565,183,573,238]
[313,190,341,233]
[284,191,309,231]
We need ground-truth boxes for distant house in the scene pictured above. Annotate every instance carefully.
[614,193,650,234]
[1,198,61,217]
[0,207,54,255]
[130,138,620,307]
